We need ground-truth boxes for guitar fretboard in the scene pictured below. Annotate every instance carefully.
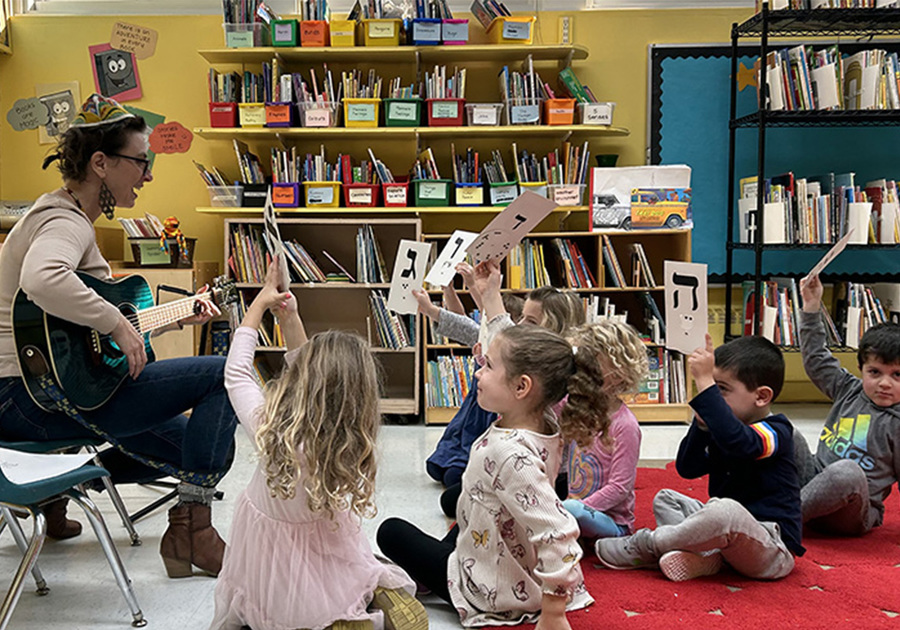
[135,294,213,333]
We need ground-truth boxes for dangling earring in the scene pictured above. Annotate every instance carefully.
[99,181,117,219]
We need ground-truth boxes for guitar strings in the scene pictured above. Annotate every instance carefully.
[121,293,214,333]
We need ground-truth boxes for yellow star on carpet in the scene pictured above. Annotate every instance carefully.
[737,60,758,92]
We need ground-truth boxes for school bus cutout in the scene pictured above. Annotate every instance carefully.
[630,188,692,229]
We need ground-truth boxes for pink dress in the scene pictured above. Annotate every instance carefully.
[210,327,415,630]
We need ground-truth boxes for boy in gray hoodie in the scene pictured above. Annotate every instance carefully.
[797,273,900,535]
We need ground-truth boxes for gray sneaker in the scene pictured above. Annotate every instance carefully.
[659,550,723,582]
[595,528,659,570]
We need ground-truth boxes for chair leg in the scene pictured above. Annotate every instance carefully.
[0,507,49,595]
[68,491,146,628]
[84,446,141,547]
[0,510,47,630]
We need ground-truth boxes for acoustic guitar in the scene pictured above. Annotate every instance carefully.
[13,272,237,412]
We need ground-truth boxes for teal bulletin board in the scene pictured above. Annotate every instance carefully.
[648,43,900,280]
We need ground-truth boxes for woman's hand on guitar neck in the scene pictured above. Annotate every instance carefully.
[177,285,221,328]
[112,313,147,379]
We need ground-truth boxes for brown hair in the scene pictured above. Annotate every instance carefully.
[42,116,148,182]
[256,330,381,519]
[496,325,610,448]
[501,292,526,323]
[527,286,585,335]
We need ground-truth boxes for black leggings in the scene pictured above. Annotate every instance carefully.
[377,519,459,604]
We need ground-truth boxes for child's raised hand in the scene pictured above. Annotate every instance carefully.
[799,273,823,313]
[413,288,441,321]
[688,333,716,392]
[472,259,502,297]
[456,261,484,310]
[253,257,294,314]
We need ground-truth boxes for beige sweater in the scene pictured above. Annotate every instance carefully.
[0,191,120,378]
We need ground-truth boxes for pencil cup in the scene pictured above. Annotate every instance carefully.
[329,19,356,46]
[241,183,269,208]
[361,19,401,46]
[486,16,535,45]
[383,178,410,207]
[343,98,381,128]
[272,183,300,208]
[548,183,585,206]
[265,102,295,127]
[298,101,340,127]
[426,98,465,126]
[209,102,238,128]
[544,98,576,125]
[343,183,381,207]
[442,19,468,44]
[238,103,266,128]
[503,97,542,125]
[300,20,329,47]
[412,18,442,45]
[223,23,270,48]
[384,98,422,127]
[489,181,519,206]
[207,186,243,207]
[454,182,484,206]
[465,103,502,126]
[579,102,615,125]
[271,19,298,46]
[303,181,341,207]
[518,181,548,199]
[413,179,453,207]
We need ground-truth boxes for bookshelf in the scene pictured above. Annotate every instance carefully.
[724,3,900,344]
[224,217,421,414]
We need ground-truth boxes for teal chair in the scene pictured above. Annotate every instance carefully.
[0,449,145,629]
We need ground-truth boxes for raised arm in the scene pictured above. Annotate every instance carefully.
[799,273,857,400]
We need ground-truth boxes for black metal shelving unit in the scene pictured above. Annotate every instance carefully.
[724,2,900,340]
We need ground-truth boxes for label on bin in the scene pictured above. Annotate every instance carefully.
[442,21,468,42]
[431,101,459,119]
[347,103,376,122]
[307,186,335,205]
[471,106,499,125]
[552,186,582,206]
[273,23,295,42]
[413,21,441,40]
[301,22,326,40]
[239,105,266,127]
[510,104,539,124]
[418,181,448,200]
[582,103,613,125]
[388,101,418,121]
[226,31,255,48]
[304,108,333,127]
[349,188,373,204]
[456,186,483,205]
[368,21,395,38]
[272,185,298,206]
[502,21,531,40]
[266,104,291,125]
[385,186,408,205]
[138,242,171,265]
[491,185,518,205]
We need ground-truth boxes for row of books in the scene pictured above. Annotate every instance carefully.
[234,291,285,348]
[357,224,388,284]
[425,354,476,407]
[369,291,415,349]
[508,239,551,290]
[764,45,900,112]
[118,215,163,239]
[621,346,687,405]
[739,172,900,244]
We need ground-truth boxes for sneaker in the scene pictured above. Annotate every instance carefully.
[659,550,723,582]
[595,528,659,570]
[371,587,429,630]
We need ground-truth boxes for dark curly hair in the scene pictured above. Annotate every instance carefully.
[42,116,148,182]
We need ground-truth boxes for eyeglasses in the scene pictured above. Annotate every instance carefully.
[107,152,151,177]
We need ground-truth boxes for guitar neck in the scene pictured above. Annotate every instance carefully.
[136,293,212,333]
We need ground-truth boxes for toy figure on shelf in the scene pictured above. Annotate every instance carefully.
[161,215,189,264]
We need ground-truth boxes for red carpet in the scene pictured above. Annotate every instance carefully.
[562,463,900,630]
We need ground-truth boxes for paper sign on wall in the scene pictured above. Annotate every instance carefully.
[110,22,158,60]
[149,121,193,154]
[89,43,142,102]
[424,230,478,287]
[466,191,558,264]
[6,97,48,131]
[36,81,81,145]
[387,240,432,315]
[664,260,708,355]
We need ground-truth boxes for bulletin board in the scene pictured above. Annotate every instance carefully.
[648,42,900,280]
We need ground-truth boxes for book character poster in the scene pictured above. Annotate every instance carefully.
[36,82,81,145]
[89,43,142,102]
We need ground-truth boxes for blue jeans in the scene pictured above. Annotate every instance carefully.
[0,356,237,486]
[563,498,629,539]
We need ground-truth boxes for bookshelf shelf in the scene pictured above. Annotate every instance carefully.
[235,282,392,289]
[426,403,693,425]
[194,125,628,141]
[731,110,900,129]
[735,7,900,37]
[197,206,588,216]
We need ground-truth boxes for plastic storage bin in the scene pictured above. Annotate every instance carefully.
[503,97,542,125]
[330,19,356,46]
[361,19,401,46]
[238,103,266,128]
[207,186,243,207]
[131,238,196,268]
[384,98,422,127]
[304,181,341,207]
[579,102,616,125]
[442,18,468,44]
[265,102,295,127]
[454,182,484,206]
[383,178,410,207]
[411,18,442,45]
[489,181,518,206]
[271,19,298,46]
[272,183,301,207]
[224,22,270,48]
[465,103,503,126]
[300,20,330,46]
[242,183,269,207]
[209,102,238,128]
[544,98,576,125]
[426,98,465,126]
[518,181,548,198]
[485,16,535,44]
[298,101,340,127]
[413,179,452,207]
[548,183,586,206]
[343,98,381,127]
[343,183,380,207]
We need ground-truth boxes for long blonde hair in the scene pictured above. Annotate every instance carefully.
[256,330,380,519]
[527,286,586,335]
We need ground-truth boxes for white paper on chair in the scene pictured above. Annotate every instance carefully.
[0,448,95,486]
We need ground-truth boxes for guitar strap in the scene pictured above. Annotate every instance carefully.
[36,373,226,487]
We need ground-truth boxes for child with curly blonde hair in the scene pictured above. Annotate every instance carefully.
[211,260,425,630]
[563,320,649,540]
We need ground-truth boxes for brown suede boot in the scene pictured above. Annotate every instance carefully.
[43,498,82,540]
[160,504,193,578]
[159,503,226,578]
[187,502,226,577]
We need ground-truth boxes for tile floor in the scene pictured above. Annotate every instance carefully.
[1,404,829,630]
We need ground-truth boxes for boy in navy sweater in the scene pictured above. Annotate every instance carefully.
[596,334,805,582]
